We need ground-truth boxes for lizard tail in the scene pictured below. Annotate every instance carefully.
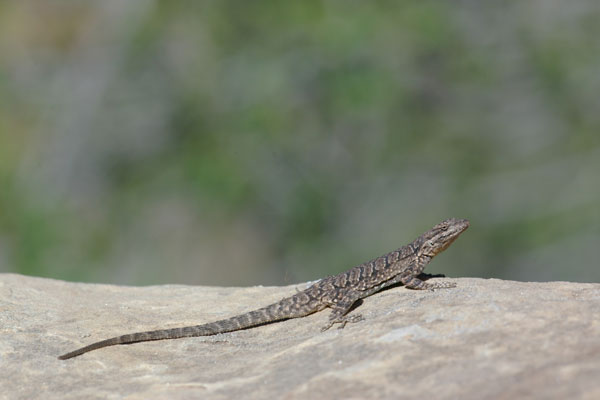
[57,299,301,360]
[58,336,128,360]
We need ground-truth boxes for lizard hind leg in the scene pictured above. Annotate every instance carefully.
[320,291,365,332]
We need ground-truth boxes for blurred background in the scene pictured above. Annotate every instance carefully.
[1,1,599,287]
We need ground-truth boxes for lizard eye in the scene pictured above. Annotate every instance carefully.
[441,224,448,231]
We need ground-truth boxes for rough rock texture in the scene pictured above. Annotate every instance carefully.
[1,273,600,400]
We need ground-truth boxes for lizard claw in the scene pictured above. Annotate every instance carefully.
[337,314,364,329]
[429,281,457,290]
[321,314,364,331]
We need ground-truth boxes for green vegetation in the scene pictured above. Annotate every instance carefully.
[1,2,599,285]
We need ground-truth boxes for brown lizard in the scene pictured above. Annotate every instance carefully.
[58,218,469,360]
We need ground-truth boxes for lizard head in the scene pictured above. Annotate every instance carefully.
[417,218,470,257]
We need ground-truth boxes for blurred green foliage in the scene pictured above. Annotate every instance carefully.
[0,1,599,285]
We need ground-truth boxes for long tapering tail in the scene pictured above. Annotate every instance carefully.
[58,300,298,360]
[58,325,213,360]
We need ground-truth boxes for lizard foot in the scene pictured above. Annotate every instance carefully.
[425,281,457,291]
[320,314,364,332]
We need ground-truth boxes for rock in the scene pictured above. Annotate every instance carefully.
[1,273,600,399]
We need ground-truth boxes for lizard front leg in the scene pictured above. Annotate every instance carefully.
[401,275,456,290]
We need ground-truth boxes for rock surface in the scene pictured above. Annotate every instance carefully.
[1,273,600,400]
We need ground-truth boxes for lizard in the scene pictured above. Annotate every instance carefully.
[58,217,469,360]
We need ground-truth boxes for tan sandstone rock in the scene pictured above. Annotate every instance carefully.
[1,273,599,399]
